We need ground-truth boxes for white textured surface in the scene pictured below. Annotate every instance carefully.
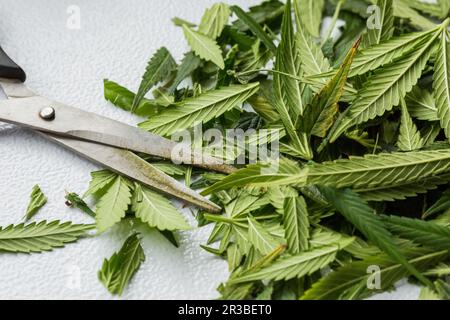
[0,0,418,300]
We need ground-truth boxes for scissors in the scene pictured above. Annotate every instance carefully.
[0,44,235,213]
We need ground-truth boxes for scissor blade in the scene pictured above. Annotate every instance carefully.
[41,132,221,213]
[0,95,235,174]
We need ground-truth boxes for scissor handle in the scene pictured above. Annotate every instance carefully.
[0,45,26,82]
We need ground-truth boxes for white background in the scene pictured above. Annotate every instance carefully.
[0,0,419,299]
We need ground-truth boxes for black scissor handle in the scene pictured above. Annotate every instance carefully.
[0,45,26,82]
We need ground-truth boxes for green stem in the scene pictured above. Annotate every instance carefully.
[321,0,345,47]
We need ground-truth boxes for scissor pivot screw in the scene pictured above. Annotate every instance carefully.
[39,107,55,121]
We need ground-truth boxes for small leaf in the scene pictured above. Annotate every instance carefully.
[65,192,96,218]
[198,2,231,39]
[104,79,162,117]
[397,98,423,151]
[182,24,225,69]
[295,0,324,38]
[406,85,439,121]
[167,52,202,94]
[96,176,132,233]
[247,217,281,256]
[132,185,190,231]
[98,233,145,296]
[0,220,94,253]
[132,47,177,112]
[84,170,117,198]
[283,196,310,253]
[25,185,47,221]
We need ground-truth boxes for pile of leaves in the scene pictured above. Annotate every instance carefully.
[2,0,450,299]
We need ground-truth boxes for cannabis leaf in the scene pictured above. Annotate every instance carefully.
[132,185,190,231]
[24,185,47,221]
[230,5,277,54]
[434,28,450,140]
[357,174,450,202]
[84,170,117,198]
[202,158,304,195]
[306,149,450,190]
[423,189,450,219]
[182,24,225,69]
[383,215,450,251]
[349,27,439,77]
[406,86,439,121]
[0,221,94,253]
[65,192,96,218]
[247,216,281,255]
[104,79,162,117]
[397,98,423,151]
[95,175,132,233]
[272,0,312,159]
[363,0,394,47]
[298,38,359,138]
[329,27,441,142]
[139,83,259,136]
[283,196,309,254]
[302,247,448,300]
[294,0,324,38]
[294,5,330,77]
[167,52,202,94]
[321,187,432,286]
[231,237,354,283]
[131,47,177,112]
[98,233,145,296]
[198,2,231,39]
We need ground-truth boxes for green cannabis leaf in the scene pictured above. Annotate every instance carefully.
[132,185,190,231]
[283,196,310,253]
[24,185,47,221]
[0,221,94,253]
[98,233,145,296]
[321,187,432,286]
[434,28,450,140]
[232,236,354,283]
[397,98,423,151]
[65,192,96,218]
[95,175,132,233]
[198,2,231,39]
[273,0,312,159]
[182,24,225,69]
[131,47,177,112]
[63,0,450,299]
[139,83,259,136]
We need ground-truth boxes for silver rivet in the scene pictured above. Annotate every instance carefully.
[39,107,55,120]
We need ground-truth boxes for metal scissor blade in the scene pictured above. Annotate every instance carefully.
[0,95,236,174]
[41,132,221,213]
